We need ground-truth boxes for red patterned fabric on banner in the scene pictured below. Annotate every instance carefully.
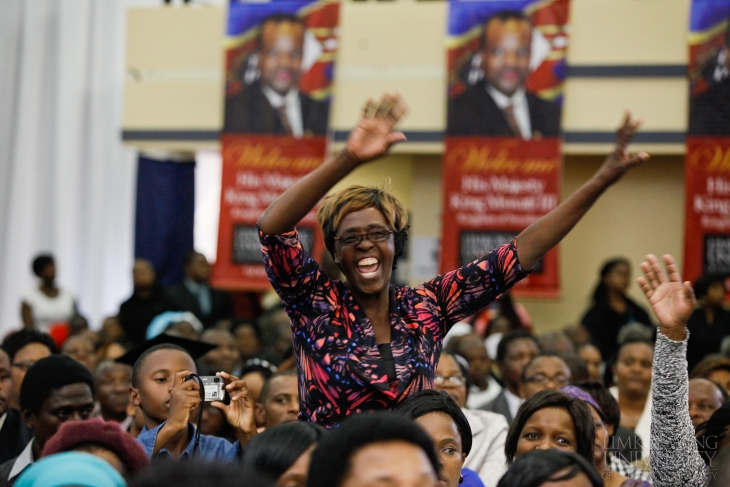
[213,135,326,290]
[684,138,730,284]
[441,138,561,297]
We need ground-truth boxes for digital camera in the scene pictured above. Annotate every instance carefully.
[187,375,231,404]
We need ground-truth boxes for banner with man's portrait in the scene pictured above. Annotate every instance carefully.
[213,0,339,290]
[441,0,569,297]
[685,0,730,285]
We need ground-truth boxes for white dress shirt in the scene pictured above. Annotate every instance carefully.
[485,85,532,139]
[261,86,304,138]
[466,376,502,410]
[8,439,34,480]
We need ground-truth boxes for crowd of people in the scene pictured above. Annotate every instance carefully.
[2,94,730,487]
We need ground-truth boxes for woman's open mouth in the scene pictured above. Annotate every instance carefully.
[357,257,380,277]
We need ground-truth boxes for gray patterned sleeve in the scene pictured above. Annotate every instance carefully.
[650,331,709,487]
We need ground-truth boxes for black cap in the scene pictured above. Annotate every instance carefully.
[115,334,216,367]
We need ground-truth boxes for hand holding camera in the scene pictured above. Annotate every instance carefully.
[167,370,203,431]
[209,371,257,441]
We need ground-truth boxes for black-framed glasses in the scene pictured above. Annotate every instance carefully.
[434,375,467,386]
[334,229,393,247]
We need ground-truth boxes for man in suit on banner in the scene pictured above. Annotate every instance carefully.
[689,26,730,136]
[225,13,329,137]
[447,10,560,139]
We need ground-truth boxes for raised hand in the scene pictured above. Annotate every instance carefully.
[211,371,257,442]
[167,370,202,430]
[637,254,696,340]
[596,111,649,184]
[345,93,408,164]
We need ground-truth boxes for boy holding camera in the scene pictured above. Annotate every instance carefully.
[130,343,256,461]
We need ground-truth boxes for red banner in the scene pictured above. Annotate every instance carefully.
[440,138,561,297]
[684,138,730,284]
[212,135,326,290]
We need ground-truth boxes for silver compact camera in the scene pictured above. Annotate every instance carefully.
[187,375,230,404]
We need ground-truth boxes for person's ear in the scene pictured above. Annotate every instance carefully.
[21,408,34,430]
[130,387,140,407]
[254,402,266,426]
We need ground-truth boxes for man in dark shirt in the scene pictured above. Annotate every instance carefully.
[164,251,234,329]
[687,274,730,371]
[0,349,30,465]
[0,356,95,487]
[118,259,170,347]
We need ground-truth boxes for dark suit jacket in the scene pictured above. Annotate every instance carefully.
[481,390,514,424]
[689,78,730,135]
[164,282,234,329]
[447,81,561,138]
[0,410,30,466]
[224,83,329,135]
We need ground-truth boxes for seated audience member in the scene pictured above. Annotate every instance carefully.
[164,251,234,329]
[691,355,730,395]
[62,334,98,372]
[572,382,647,481]
[496,449,603,487]
[560,352,590,382]
[41,418,148,478]
[118,258,170,347]
[521,354,572,399]
[199,329,240,375]
[2,330,56,410]
[240,359,277,405]
[20,254,76,333]
[255,370,298,428]
[563,325,592,348]
[0,355,95,487]
[434,351,508,487]
[307,412,440,487]
[688,378,727,430]
[504,390,595,465]
[560,385,650,487]
[96,317,128,361]
[578,344,603,383]
[397,390,486,487]
[0,349,30,464]
[233,320,268,362]
[581,258,653,362]
[146,311,203,341]
[483,330,540,423]
[13,452,125,487]
[687,274,730,372]
[447,334,502,409]
[93,361,132,428]
[241,422,325,487]
[610,339,653,460]
[536,331,576,355]
[130,460,249,487]
[129,340,256,461]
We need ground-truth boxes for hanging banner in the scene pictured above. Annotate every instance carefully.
[442,0,569,297]
[685,1,730,284]
[213,0,339,290]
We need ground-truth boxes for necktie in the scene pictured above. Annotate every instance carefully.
[277,104,293,135]
[503,104,523,138]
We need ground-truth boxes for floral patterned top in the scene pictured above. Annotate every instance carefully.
[260,228,529,427]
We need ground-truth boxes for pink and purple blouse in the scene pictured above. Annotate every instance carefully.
[260,228,528,427]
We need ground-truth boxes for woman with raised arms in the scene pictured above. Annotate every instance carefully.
[257,93,647,427]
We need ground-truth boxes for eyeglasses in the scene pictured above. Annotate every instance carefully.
[523,375,570,387]
[334,229,392,247]
[12,361,36,372]
[434,375,466,386]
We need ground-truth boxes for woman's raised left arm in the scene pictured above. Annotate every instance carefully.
[515,113,648,270]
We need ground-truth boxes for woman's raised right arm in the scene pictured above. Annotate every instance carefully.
[257,94,408,235]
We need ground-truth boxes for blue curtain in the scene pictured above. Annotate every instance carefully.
[135,155,195,286]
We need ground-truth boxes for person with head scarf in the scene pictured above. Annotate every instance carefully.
[13,452,125,487]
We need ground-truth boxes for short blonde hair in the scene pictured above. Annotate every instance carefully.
[317,185,410,267]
